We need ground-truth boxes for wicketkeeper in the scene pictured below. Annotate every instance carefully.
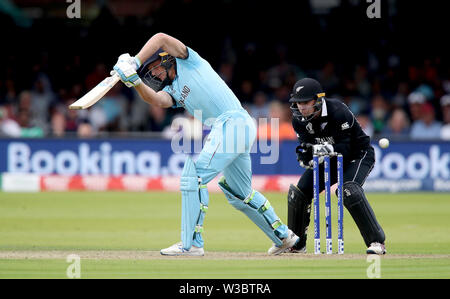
[112,33,299,256]
[287,78,386,254]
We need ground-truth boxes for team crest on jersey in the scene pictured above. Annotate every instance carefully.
[306,122,314,134]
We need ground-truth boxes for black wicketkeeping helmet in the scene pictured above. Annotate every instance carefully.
[138,49,175,91]
[289,78,325,121]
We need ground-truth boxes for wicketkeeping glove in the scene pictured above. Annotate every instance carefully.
[312,143,334,155]
[299,160,313,169]
[296,144,313,169]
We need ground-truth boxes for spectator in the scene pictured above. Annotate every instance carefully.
[415,84,434,101]
[17,90,32,112]
[236,79,254,104]
[85,63,109,90]
[392,82,410,108]
[88,106,108,133]
[382,108,410,138]
[145,105,172,132]
[65,106,79,132]
[443,79,450,95]
[354,65,371,99]
[317,62,339,96]
[77,122,94,138]
[356,114,374,138]
[410,102,442,140]
[257,101,296,141]
[265,44,303,90]
[370,94,390,133]
[271,85,291,103]
[89,85,129,132]
[16,108,44,138]
[0,106,21,137]
[129,91,151,131]
[248,91,270,120]
[440,95,450,140]
[30,75,54,129]
[218,62,234,87]
[407,91,427,122]
[51,111,66,137]
[347,95,367,116]
[16,91,45,137]
[2,79,17,105]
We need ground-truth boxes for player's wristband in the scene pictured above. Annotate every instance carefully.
[134,56,142,69]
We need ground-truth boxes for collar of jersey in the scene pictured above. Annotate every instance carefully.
[321,99,328,117]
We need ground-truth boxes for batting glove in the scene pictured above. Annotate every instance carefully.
[117,53,141,71]
[113,61,142,88]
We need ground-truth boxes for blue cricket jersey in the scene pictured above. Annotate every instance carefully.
[163,47,244,124]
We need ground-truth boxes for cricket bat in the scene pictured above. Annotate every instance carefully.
[69,73,120,110]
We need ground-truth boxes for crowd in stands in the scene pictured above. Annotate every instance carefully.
[1,1,449,142]
[1,50,449,142]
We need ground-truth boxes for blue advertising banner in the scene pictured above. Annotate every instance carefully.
[0,139,449,192]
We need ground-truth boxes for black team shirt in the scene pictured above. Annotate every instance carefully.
[292,98,372,165]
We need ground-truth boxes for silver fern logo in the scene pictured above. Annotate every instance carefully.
[306,122,314,134]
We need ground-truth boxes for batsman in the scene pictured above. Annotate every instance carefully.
[111,33,299,256]
[287,78,386,254]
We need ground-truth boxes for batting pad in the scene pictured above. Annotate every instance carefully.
[180,157,201,250]
[218,176,284,246]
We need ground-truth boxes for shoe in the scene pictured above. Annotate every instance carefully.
[267,229,300,255]
[288,245,307,253]
[160,242,205,256]
[366,242,386,255]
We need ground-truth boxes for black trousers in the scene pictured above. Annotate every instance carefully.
[297,147,375,199]
[293,146,385,248]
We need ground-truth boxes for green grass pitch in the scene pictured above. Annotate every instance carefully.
[0,191,449,279]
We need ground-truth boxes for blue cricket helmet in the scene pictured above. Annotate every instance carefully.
[138,48,175,91]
